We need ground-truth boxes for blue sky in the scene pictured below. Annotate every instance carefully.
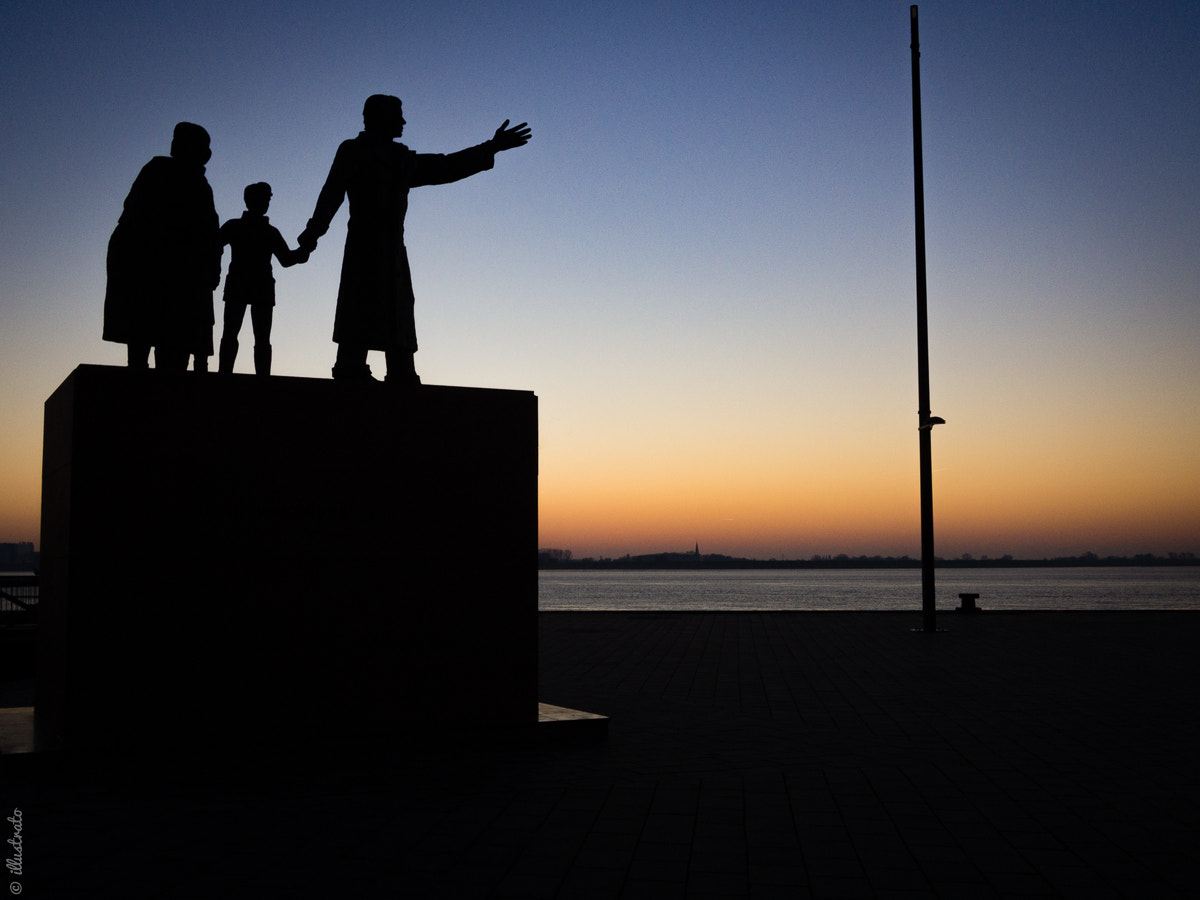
[2,1,1198,558]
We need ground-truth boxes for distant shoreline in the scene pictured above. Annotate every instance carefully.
[539,554,1198,571]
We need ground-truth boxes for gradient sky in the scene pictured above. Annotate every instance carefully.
[2,1,1197,560]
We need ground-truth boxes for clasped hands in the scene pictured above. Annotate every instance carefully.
[297,230,318,254]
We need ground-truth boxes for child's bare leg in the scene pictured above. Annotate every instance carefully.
[250,305,273,376]
[219,302,248,373]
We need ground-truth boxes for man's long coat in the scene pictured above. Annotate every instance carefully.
[303,132,495,352]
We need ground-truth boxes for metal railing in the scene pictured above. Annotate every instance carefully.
[0,575,38,616]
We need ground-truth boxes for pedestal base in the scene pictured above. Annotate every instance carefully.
[37,366,537,755]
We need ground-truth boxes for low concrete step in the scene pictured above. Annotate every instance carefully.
[537,702,608,742]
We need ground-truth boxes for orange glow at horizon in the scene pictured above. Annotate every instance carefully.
[539,471,1200,560]
[539,403,1200,560]
[0,440,41,546]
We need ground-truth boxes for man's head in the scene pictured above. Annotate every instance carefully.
[170,122,212,166]
[363,94,405,139]
[244,182,272,215]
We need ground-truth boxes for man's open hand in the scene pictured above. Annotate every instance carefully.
[491,120,532,152]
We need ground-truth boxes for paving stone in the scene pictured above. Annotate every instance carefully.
[5,610,1199,897]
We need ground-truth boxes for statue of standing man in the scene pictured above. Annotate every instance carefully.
[298,95,531,383]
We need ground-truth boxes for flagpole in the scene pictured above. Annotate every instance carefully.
[911,5,943,632]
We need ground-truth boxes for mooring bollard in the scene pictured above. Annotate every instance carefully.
[956,592,980,613]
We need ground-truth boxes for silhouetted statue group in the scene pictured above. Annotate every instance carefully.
[103,96,531,381]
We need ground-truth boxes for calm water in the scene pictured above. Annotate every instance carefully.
[538,568,1200,611]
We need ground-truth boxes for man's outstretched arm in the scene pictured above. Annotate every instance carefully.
[410,119,532,188]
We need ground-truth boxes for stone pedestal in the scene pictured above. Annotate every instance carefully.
[36,365,537,755]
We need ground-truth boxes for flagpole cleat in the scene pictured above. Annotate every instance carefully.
[919,415,945,431]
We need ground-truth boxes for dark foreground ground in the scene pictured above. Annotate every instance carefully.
[3,610,1199,898]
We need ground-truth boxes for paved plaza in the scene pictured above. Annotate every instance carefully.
[3,610,1199,897]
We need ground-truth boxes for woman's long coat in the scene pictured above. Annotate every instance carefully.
[102,156,220,353]
[302,132,495,352]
